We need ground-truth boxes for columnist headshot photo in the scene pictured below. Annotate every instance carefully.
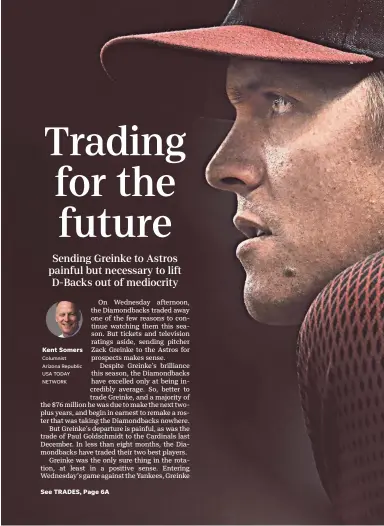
[101,0,384,523]
[46,301,82,338]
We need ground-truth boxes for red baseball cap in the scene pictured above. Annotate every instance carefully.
[101,0,384,81]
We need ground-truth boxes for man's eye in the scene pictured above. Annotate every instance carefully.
[268,94,293,116]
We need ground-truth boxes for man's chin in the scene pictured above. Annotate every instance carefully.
[61,326,76,336]
[243,283,312,327]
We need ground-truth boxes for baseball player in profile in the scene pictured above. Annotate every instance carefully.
[101,0,384,522]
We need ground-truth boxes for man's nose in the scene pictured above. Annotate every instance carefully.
[205,126,265,194]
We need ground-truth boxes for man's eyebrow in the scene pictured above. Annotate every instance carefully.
[244,75,308,91]
[227,81,263,102]
[228,81,262,93]
[244,81,262,91]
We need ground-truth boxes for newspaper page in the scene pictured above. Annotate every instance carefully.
[2,0,384,524]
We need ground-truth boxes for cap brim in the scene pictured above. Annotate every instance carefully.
[100,25,373,119]
[101,24,372,81]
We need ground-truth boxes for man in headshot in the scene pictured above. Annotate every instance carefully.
[55,301,80,338]
[101,1,383,522]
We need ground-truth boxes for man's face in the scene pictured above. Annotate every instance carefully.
[206,59,384,326]
[55,301,79,336]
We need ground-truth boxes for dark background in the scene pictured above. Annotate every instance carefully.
[2,1,334,524]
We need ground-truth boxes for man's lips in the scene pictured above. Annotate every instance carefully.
[61,323,74,329]
[234,213,274,259]
[233,214,272,239]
